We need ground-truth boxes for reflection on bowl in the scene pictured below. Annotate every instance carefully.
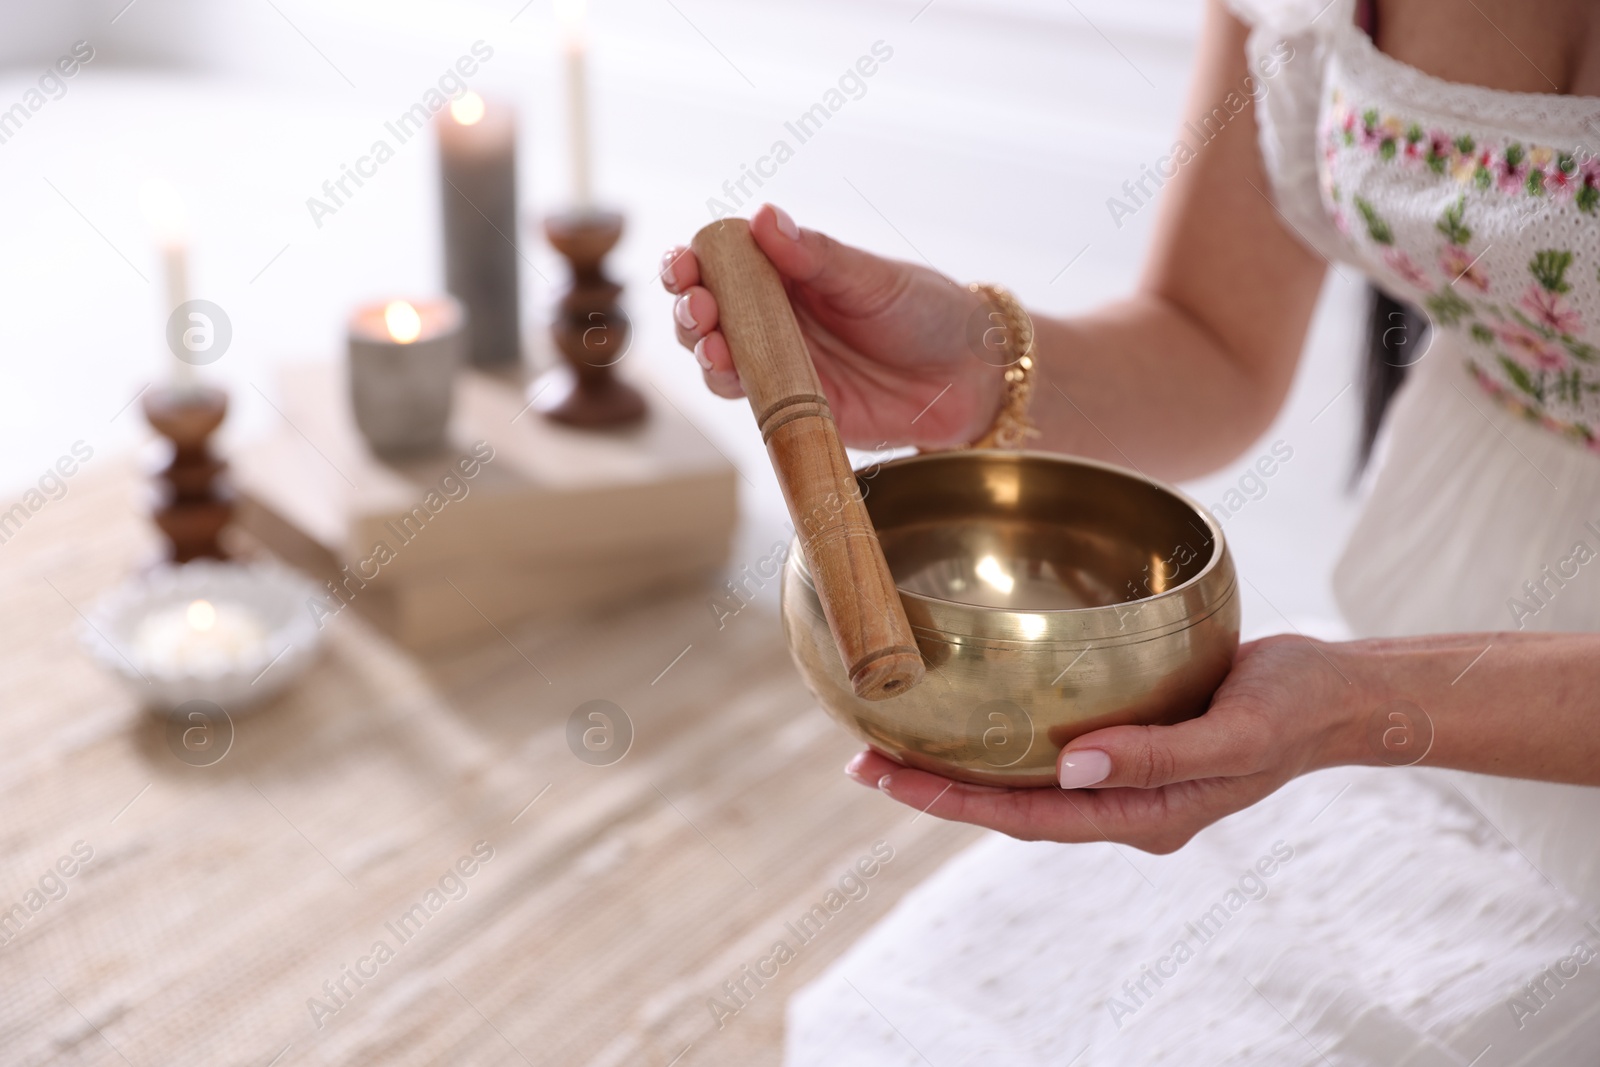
[781,450,1239,786]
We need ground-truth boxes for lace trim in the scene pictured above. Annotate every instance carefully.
[1334,26,1600,144]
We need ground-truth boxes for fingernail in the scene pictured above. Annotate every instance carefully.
[693,338,713,370]
[844,752,871,784]
[876,774,896,795]
[1058,749,1111,789]
[660,251,679,290]
[769,204,800,241]
[674,294,697,331]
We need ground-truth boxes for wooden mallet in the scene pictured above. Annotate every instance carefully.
[692,219,924,701]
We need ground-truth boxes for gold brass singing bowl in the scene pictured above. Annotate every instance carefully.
[781,450,1240,787]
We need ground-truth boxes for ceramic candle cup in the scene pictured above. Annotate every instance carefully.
[348,297,466,457]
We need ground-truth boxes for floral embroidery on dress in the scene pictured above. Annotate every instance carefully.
[1321,87,1600,450]
[1328,97,1600,213]
[1357,196,1599,445]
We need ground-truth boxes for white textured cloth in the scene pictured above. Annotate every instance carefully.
[787,768,1600,1066]
[787,1,1600,1063]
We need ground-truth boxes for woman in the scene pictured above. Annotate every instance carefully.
[664,0,1600,1062]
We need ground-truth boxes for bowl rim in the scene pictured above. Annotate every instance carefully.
[791,448,1235,635]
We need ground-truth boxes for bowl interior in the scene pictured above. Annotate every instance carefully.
[860,452,1217,612]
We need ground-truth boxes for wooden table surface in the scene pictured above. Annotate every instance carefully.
[0,461,979,1066]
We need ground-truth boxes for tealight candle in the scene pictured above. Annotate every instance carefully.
[82,560,328,714]
[347,296,465,456]
[132,597,269,675]
[436,92,521,368]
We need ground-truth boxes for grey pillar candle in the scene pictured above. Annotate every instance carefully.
[437,93,521,368]
[348,297,464,457]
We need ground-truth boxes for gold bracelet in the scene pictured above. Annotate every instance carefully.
[966,283,1040,450]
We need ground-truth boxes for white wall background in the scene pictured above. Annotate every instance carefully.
[0,0,1364,632]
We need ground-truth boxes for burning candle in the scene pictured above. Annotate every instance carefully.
[436,91,521,367]
[385,300,423,343]
[347,296,465,456]
[556,0,594,209]
[132,597,269,675]
[139,177,195,390]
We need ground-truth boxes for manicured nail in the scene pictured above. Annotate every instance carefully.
[769,204,800,241]
[660,250,680,290]
[844,752,872,784]
[674,293,698,331]
[693,338,713,370]
[1058,749,1111,789]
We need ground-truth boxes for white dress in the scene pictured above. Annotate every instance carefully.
[786,2,1600,1064]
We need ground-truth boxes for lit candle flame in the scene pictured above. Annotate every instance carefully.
[139,177,188,247]
[385,301,423,344]
[554,0,586,32]
[449,91,486,126]
[186,598,217,632]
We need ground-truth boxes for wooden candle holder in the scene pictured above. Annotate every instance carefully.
[538,209,647,428]
[143,384,232,563]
